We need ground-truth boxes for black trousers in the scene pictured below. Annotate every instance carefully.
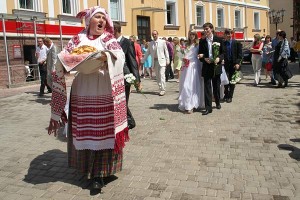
[224,65,236,99]
[39,63,52,94]
[203,75,221,111]
[165,57,174,81]
[125,83,136,129]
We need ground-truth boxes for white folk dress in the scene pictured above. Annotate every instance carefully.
[51,30,128,178]
[178,44,205,111]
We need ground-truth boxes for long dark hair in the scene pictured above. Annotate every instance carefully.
[264,35,271,44]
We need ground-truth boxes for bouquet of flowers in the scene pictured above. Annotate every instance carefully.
[179,46,190,70]
[230,59,244,84]
[182,58,190,68]
[124,73,147,98]
[210,42,221,76]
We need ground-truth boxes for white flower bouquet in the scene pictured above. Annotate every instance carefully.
[211,42,221,76]
[124,73,147,98]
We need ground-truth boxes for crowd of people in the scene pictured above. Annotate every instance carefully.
[35,5,298,195]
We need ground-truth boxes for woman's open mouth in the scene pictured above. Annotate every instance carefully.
[97,24,103,29]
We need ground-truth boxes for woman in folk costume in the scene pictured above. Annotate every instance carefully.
[178,30,204,114]
[47,6,128,192]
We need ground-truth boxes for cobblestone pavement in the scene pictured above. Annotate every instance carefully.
[0,63,299,200]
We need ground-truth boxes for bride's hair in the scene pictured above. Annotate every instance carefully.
[187,30,199,46]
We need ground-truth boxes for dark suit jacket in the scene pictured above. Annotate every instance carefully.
[198,35,224,78]
[119,36,140,82]
[223,39,242,72]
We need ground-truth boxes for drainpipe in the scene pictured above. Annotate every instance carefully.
[59,18,63,49]
[97,0,100,6]
[184,0,187,38]
[33,17,37,49]
[245,3,248,40]
[2,15,11,87]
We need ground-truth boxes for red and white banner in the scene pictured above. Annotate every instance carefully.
[0,20,84,36]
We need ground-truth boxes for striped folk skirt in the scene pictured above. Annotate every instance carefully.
[67,72,123,179]
[67,132,123,179]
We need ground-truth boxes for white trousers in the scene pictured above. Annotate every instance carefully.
[251,54,262,84]
[154,60,166,92]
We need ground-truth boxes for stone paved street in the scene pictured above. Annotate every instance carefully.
[0,63,299,200]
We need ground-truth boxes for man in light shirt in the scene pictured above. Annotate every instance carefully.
[36,38,51,96]
[141,30,169,96]
[43,37,57,92]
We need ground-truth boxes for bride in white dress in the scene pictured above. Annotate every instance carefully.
[178,30,204,113]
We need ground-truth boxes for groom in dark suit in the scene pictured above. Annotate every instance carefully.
[223,29,242,103]
[198,23,224,115]
[113,21,140,129]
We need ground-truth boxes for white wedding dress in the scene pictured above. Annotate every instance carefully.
[178,44,205,111]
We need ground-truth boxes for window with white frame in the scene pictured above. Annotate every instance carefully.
[217,8,224,28]
[166,2,176,25]
[254,12,260,30]
[61,0,78,15]
[62,0,71,14]
[110,0,122,21]
[196,5,204,26]
[19,0,34,10]
[235,10,241,28]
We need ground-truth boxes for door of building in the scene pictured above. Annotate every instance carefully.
[137,16,151,42]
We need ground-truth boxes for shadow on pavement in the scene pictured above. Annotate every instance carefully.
[131,90,158,96]
[23,149,119,195]
[278,144,300,161]
[149,103,179,112]
[25,91,52,105]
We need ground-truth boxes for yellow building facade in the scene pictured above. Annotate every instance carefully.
[0,0,270,88]
[1,0,270,40]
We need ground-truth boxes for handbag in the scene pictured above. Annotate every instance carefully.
[220,66,229,85]
[266,62,272,71]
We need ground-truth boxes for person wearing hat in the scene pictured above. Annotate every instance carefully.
[47,6,128,193]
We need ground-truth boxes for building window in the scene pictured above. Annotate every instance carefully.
[110,0,122,21]
[196,6,204,26]
[19,0,34,10]
[60,0,78,15]
[254,12,260,30]
[166,2,176,25]
[217,8,224,28]
[235,10,241,28]
[62,0,71,14]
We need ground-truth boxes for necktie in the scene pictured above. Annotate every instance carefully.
[227,41,231,58]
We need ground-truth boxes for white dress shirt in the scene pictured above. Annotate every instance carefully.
[36,44,47,63]
[206,35,214,59]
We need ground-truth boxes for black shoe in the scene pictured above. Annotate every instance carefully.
[269,81,276,85]
[128,118,136,129]
[277,83,283,88]
[226,98,232,103]
[220,98,227,103]
[92,177,104,190]
[216,104,221,109]
[283,80,288,88]
[38,93,44,97]
[202,110,212,115]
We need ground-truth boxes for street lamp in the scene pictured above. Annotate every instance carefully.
[268,9,285,30]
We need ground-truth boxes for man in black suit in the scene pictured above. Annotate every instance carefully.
[198,23,224,115]
[223,29,242,103]
[113,21,140,129]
